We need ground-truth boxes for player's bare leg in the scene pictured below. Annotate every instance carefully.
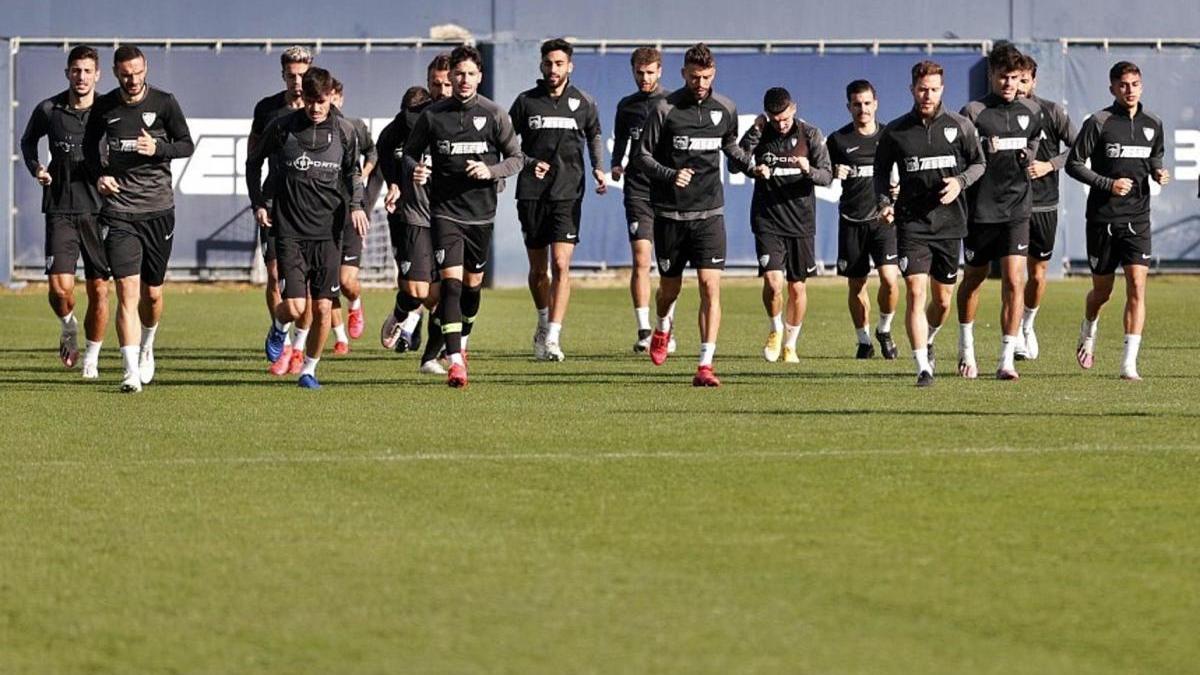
[762,270,784,362]
[781,278,806,363]
[955,265,987,379]
[1019,256,1050,360]
[876,264,900,358]
[630,239,653,351]
[49,273,80,368]
[1077,272,1114,371]
[693,268,722,386]
[136,282,164,385]
[544,241,574,361]
[526,246,551,359]
[1119,264,1148,380]
[995,254,1025,380]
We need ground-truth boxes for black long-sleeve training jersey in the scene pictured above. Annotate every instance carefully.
[248,91,301,203]
[20,91,102,214]
[509,80,604,201]
[377,104,431,227]
[874,106,986,240]
[83,86,194,217]
[960,94,1041,224]
[345,114,378,169]
[245,110,364,241]
[402,93,525,225]
[1066,102,1164,224]
[611,85,666,201]
[738,117,833,236]
[826,123,886,223]
[635,87,753,219]
[1028,94,1076,211]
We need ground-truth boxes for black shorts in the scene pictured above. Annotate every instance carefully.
[624,197,654,242]
[276,237,341,300]
[433,218,492,273]
[45,213,109,280]
[1029,210,1058,261]
[388,216,437,283]
[653,215,726,278]
[340,217,363,267]
[1087,221,1152,275]
[964,219,1030,267]
[518,199,581,249]
[755,231,817,282]
[259,225,277,264]
[103,212,175,286]
[837,216,898,278]
[897,234,960,283]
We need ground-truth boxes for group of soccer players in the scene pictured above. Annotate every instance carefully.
[21,39,1174,390]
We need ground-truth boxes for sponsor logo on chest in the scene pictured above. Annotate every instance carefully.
[903,155,957,172]
[673,136,722,151]
[436,140,490,155]
[1105,142,1152,159]
[527,115,579,131]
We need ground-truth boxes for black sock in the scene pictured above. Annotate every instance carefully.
[461,284,482,337]
[421,312,444,363]
[392,290,423,322]
[440,279,463,355]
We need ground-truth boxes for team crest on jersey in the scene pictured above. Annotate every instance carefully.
[1017,115,1030,130]
[758,254,770,268]
[899,256,908,273]
[473,116,487,131]
[964,248,975,262]
[943,127,958,143]
[658,257,670,272]
[435,249,445,265]
[401,261,412,274]
[710,110,723,126]
[141,112,156,127]
[1143,127,1155,141]
[568,97,580,111]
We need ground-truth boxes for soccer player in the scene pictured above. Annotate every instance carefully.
[957,45,1042,380]
[611,46,672,353]
[1015,55,1076,360]
[635,43,754,386]
[327,80,377,354]
[402,45,525,388]
[248,45,312,376]
[1066,61,1168,381]
[874,60,985,387]
[827,79,901,360]
[377,54,453,374]
[83,44,194,393]
[510,38,606,361]
[738,87,832,363]
[248,67,369,389]
[20,45,109,378]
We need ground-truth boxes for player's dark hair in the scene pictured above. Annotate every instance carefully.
[911,60,944,86]
[402,86,431,111]
[684,43,715,69]
[1109,61,1141,81]
[763,87,792,115]
[988,44,1025,75]
[1022,54,1038,78]
[449,45,483,72]
[427,53,451,74]
[67,45,99,67]
[301,67,335,99]
[540,38,573,60]
[631,47,661,68]
[280,45,313,68]
[845,79,876,101]
[113,44,144,65]
[331,78,344,95]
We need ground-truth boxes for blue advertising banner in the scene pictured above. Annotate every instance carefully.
[1061,47,1200,262]
[564,49,986,267]
[12,44,448,274]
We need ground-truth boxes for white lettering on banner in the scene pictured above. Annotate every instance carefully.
[1175,129,1200,181]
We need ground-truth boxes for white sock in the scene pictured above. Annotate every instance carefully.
[1022,306,1039,332]
[928,322,943,344]
[667,301,677,321]
[698,342,716,367]
[1081,317,1098,340]
[1123,334,1141,371]
[292,328,309,351]
[769,313,783,334]
[537,307,549,330]
[273,318,291,333]
[461,334,470,351]
[959,322,974,352]
[84,340,102,363]
[301,356,319,377]
[349,297,362,311]
[657,315,672,332]
[449,352,465,366]
[141,324,158,349]
[60,312,77,329]
[121,345,139,376]
[333,324,349,343]
[401,310,422,334]
[547,322,562,343]
[1000,334,1017,369]
[785,323,802,350]
[855,326,871,345]
[914,347,931,374]
[877,312,895,334]
[635,306,651,331]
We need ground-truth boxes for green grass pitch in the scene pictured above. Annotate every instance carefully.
[1,276,1198,673]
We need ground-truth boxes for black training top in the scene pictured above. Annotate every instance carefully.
[738,117,833,236]
[509,80,604,201]
[826,122,886,223]
[20,91,102,214]
[960,94,1042,224]
[611,85,666,201]
[1066,102,1163,224]
[1028,94,1077,210]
